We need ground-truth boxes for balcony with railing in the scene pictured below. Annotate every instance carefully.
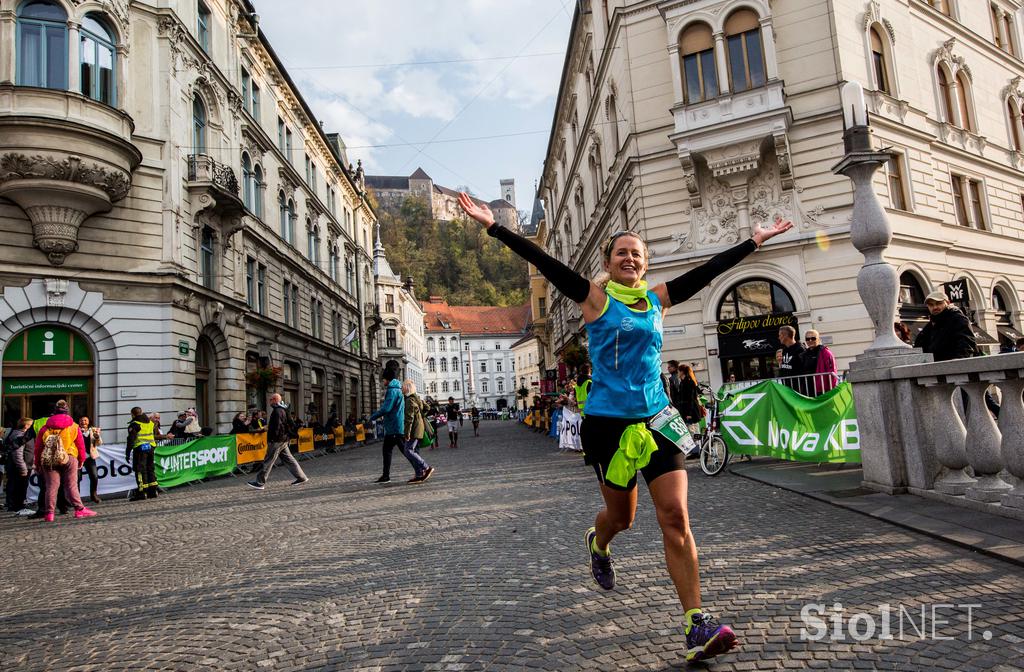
[186,155,244,230]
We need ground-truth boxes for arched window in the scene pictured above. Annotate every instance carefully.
[252,164,264,218]
[607,94,621,149]
[286,199,296,244]
[80,13,116,105]
[307,222,320,265]
[869,27,890,95]
[428,358,436,373]
[725,9,765,93]
[717,278,795,320]
[192,95,207,154]
[956,72,973,131]
[16,1,68,90]
[440,358,448,372]
[681,22,718,103]
[278,191,288,238]
[242,153,253,209]
[329,246,339,282]
[937,66,955,125]
[452,357,458,370]
[1008,100,1022,152]
[993,286,1012,325]
[427,337,435,352]
[589,152,601,200]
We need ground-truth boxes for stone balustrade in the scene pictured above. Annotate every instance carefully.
[853,352,1024,520]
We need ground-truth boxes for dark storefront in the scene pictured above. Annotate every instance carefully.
[716,278,798,382]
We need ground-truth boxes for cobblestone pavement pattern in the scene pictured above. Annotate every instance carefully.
[2,422,1023,671]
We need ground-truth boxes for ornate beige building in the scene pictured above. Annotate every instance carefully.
[541,0,1024,388]
[0,0,380,437]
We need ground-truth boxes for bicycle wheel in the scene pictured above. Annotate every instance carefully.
[699,435,730,476]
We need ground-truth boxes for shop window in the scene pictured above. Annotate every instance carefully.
[717,278,795,320]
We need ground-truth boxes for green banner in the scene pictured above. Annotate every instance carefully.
[155,435,237,488]
[718,381,861,463]
[3,377,89,394]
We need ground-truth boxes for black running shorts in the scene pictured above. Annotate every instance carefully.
[581,414,687,491]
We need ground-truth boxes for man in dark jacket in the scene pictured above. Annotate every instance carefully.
[914,290,977,362]
[247,393,308,490]
[4,417,33,513]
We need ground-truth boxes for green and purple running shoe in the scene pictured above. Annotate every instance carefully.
[584,527,615,590]
[685,609,738,663]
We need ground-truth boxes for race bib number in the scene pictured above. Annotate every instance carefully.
[648,406,696,452]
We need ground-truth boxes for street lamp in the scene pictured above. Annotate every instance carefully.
[832,81,910,355]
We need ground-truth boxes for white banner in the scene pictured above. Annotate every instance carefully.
[558,408,582,452]
[26,441,137,502]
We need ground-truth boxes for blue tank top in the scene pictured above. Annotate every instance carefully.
[584,290,671,419]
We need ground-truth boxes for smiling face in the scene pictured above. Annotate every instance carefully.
[603,233,648,287]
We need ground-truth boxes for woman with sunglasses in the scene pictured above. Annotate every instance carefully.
[458,191,792,663]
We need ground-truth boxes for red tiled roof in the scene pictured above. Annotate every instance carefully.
[421,299,530,336]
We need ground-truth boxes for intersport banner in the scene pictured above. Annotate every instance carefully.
[155,435,236,488]
[719,381,861,463]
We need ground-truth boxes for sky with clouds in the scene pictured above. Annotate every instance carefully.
[255,0,573,213]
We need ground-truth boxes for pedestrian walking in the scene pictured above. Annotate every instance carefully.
[126,407,159,501]
[77,416,102,503]
[247,393,308,490]
[459,190,792,664]
[33,400,96,522]
[801,330,839,395]
[370,368,406,484]
[402,380,435,484]
[4,417,33,513]
[470,405,481,437]
[913,290,977,361]
[443,396,461,448]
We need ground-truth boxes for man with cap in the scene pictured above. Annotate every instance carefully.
[914,290,977,362]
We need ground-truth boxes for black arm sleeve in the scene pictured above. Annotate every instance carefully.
[488,225,591,303]
[665,238,758,306]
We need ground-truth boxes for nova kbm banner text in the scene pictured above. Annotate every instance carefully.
[155,435,237,488]
[719,381,861,463]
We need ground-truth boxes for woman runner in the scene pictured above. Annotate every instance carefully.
[458,191,791,663]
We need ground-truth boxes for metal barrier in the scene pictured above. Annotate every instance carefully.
[720,371,846,398]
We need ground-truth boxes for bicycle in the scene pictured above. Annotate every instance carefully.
[693,384,730,476]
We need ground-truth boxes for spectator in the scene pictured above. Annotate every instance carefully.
[230,411,250,434]
[574,364,592,416]
[126,407,159,501]
[1016,337,1024,352]
[675,364,703,424]
[802,330,839,395]
[248,410,267,432]
[777,326,805,391]
[183,408,203,436]
[4,417,33,513]
[914,290,977,361]
[894,322,912,345]
[78,416,102,503]
[34,400,95,522]
[247,393,308,490]
[168,411,190,438]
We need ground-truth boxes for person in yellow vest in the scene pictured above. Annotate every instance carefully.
[574,364,592,416]
[126,407,158,502]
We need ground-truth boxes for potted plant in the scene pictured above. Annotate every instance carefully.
[246,365,282,392]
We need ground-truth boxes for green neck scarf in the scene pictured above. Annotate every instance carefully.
[606,280,648,306]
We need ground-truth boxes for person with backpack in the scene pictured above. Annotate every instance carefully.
[4,417,33,513]
[401,380,435,484]
[32,400,95,522]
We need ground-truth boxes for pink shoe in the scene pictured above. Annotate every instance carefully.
[74,508,98,519]
[43,512,55,522]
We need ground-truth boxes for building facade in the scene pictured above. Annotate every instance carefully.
[541,0,1024,389]
[374,227,426,394]
[421,297,528,409]
[365,168,520,229]
[0,0,380,438]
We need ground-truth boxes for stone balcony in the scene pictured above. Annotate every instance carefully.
[186,154,244,238]
[0,85,142,265]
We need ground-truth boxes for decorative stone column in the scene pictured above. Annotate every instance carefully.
[961,379,1012,502]
[714,32,730,95]
[999,377,1024,509]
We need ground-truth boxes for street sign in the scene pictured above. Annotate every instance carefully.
[178,340,190,356]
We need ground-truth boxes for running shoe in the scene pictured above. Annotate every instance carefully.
[584,527,615,590]
[43,512,55,522]
[74,508,98,519]
[684,610,738,663]
[246,481,265,490]
[374,475,391,484]
[419,466,435,483]
[290,477,309,486]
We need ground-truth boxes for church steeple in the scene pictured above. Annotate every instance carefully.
[372,221,396,279]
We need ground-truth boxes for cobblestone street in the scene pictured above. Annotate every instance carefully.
[2,422,1023,671]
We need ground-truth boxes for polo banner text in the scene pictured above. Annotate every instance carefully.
[155,436,237,487]
[719,381,861,463]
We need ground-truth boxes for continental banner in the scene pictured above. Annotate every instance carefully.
[297,427,314,453]
[333,427,345,446]
[235,432,268,465]
[355,424,366,442]
[719,381,861,463]
[155,435,237,488]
